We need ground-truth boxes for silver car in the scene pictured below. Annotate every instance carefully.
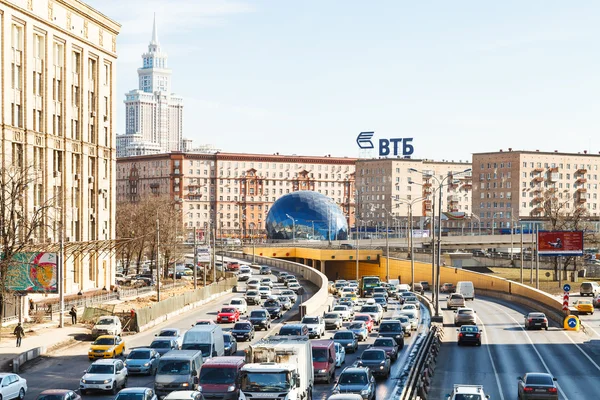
[324,312,343,330]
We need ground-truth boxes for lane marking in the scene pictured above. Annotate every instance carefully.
[477,317,505,400]
[561,330,600,374]
[488,303,569,400]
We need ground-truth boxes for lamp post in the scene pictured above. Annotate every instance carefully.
[492,212,497,236]
[471,213,481,236]
[286,214,296,243]
[397,196,426,289]
[383,206,390,282]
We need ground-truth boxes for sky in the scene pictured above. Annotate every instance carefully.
[86,0,600,162]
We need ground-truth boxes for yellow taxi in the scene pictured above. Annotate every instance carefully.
[341,292,358,303]
[573,299,594,315]
[88,335,126,360]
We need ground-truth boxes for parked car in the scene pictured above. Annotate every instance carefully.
[91,316,122,338]
[524,312,549,330]
[0,373,27,400]
[80,359,127,395]
[124,348,160,375]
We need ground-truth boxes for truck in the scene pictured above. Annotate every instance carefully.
[239,335,313,400]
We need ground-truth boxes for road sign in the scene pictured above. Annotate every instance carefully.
[562,292,570,311]
[564,315,580,331]
[563,284,571,292]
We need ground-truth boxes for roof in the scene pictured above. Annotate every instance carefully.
[311,339,334,348]
[38,390,74,395]
[203,356,245,366]
[340,367,368,374]
[92,359,121,365]
[118,388,150,393]
[164,391,202,400]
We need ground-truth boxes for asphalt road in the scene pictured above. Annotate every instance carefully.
[429,294,600,400]
[20,261,315,400]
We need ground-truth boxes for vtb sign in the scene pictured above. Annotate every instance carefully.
[356,131,414,157]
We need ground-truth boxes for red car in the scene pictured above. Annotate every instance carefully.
[353,314,374,332]
[217,307,240,323]
[228,262,240,271]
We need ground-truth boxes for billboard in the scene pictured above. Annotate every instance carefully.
[537,231,584,256]
[195,246,211,263]
[5,252,58,293]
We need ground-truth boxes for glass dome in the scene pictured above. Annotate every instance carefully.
[266,191,348,241]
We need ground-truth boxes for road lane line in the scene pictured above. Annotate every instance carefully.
[561,330,600,373]
[477,317,505,400]
[488,304,569,400]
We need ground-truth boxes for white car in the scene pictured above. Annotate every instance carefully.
[239,265,252,274]
[237,271,252,281]
[0,373,27,400]
[80,359,128,395]
[260,277,274,288]
[288,282,302,293]
[229,298,248,314]
[301,315,326,338]
[258,286,272,299]
[155,328,183,348]
[332,305,353,321]
[401,303,419,315]
[91,316,122,338]
[334,342,346,368]
[247,279,261,290]
[398,310,419,330]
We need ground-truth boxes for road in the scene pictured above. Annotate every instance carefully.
[429,294,600,399]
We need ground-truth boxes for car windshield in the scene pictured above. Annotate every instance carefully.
[333,306,348,311]
[451,295,463,300]
[379,323,401,332]
[180,343,211,357]
[529,313,546,318]
[115,394,145,400]
[200,366,236,384]
[96,319,114,326]
[579,300,592,305]
[151,340,171,348]
[234,323,251,330]
[454,395,481,400]
[87,364,114,374]
[374,338,394,347]
[348,323,364,330]
[195,321,211,325]
[159,330,177,337]
[264,301,279,307]
[312,348,328,362]
[37,396,68,400]
[93,338,115,345]
[397,316,409,323]
[221,308,236,313]
[526,374,554,385]
[250,311,267,318]
[324,313,340,319]
[354,315,369,322]
[374,298,386,303]
[302,317,319,324]
[461,326,479,333]
[241,372,290,392]
[334,332,353,339]
[223,335,232,343]
[231,300,243,305]
[458,310,474,315]
[362,306,377,312]
[362,351,384,360]
[157,360,191,375]
[279,326,302,335]
[247,291,258,296]
[339,372,367,385]
[127,351,151,359]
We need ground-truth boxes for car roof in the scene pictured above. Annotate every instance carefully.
[340,367,368,374]
[118,388,149,394]
[163,391,202,399]
[39,390,74,395]
[311,339,334,348]
[92,359,120,365]
[95,335,118,339]
[203,356,245,366]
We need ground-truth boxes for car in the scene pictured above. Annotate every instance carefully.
[228,298,248,315]
[369,337,399,361]
[340,243,355,249]
[524,312,549,330]
[359,305,383,325]
[411,282,424,295]
[332,367,376,400]
[286,278,299,287]
[217,307,241,323]
[574,299,594,315]
[447,293,466,310]
[391,315,412,336]
[116,388,157,400]
[327,395,363,400]
[248,309,271,330]
[347,321,369,341]
[258,286,272,299]
[260,277,274,288]
[372,296,388,312]
[150,338,179,355]
[80,359,127,395]
[91,316,123,338]
[227,262,240,271]
[239,265,252,274]
[156,328,183,348]
[124,348,160,375]
[334,342,346,367]
[517,373,558,400]
[404,296,421,309]
[302,316,326,338]
[231,321,255,342]
[88,335,126,360]
[193,319,216,326]
[263,298,283,319]
[353,314,374,332]
[278,323,309,336]
[324,312,344,330]
[223,333,238,356]
[376,320,405,347]
[398,310,419,330]
[244,290,261,305]
[288,282,302,293]
[237,271,251,281]
[372,287,388,299]
[278,273,290,283]
[440,283,456,293]
[259,266,271,275]
[163,391,205,400]
[419,281,430,291]
[454,308,477,327]
[275,295,292,310]
[0,373,27,400]
[280,289,297,303]
[457,325,482,346]
[579,281,600,297]
[247,279,261,290]
[332,331,358,353]
[356,348,391,378]
[593,294,600,308]
[333,305,354,321]
[36,389,80,400]
[446,384,490,400]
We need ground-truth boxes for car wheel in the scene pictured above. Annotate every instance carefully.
[123,376,128,388]
[111,383,118,395]
[457,341,461,346]
[545,326,549,331]
[18,388,25,400]
[80,390,86,396]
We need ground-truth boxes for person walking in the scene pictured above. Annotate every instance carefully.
[69,306,77,325]
[13,323,24,347]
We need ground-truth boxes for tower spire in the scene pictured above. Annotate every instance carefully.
[151,12,158,45]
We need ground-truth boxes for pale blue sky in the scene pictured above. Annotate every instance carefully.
[87,0,600,161]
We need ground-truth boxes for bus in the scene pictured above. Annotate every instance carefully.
[361,276,381,297]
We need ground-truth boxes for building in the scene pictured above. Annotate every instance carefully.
[0,0,120,294]
[116,152,356,239]
[116,133,161,157]
[473,149,600,231]
[355,158,473,233]
[120,15,183,156]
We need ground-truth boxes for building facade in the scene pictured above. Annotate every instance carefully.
[116,152,356,239]
[0,0,120,293]
[473,149,600,231]
[355,158,473,232]
[120,16,183,156]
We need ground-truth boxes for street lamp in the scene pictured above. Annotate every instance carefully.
[397,196,426,290]
[382,206,391,282]
[471,213,481,236]
[285,214,296,243]
[492,212,498,236]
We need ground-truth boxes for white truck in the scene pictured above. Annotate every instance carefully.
[239,336,313,400]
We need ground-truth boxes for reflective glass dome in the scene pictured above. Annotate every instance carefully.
[266,191,348,240]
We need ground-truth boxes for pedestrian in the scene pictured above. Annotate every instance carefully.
[29,298,34,312]
[69,306,77,325]
[13,323,24,347]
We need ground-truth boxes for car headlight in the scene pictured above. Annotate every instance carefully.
[144,362,150,367]
[227,385,236,392]
[396,335,402,338]
[379,366,384,370]
[361,389,369,395]
[346,343,353,347]
[103,379,112,384]
[318,369,327,373]
[81,379,87,384]
[88,348,93,352]
[181,382,189,387]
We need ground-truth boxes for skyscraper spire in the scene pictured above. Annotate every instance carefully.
[151,12,159,45]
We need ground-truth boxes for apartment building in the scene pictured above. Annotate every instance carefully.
[0,0,120,293]
[116,152,356,238]
[473,149,600,230]
[355,158,472,230]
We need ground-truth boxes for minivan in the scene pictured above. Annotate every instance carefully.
[580,281,600,297]
[198,356,244,399]
[312,340,336,383]
[154,350,203,397]
[456,281,475,301]
[181,325,225,359]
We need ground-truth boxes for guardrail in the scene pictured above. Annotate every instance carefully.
[398,325,443,400]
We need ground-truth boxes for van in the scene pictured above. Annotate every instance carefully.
[198,356,245,399]
[456,281,475,301]
[154,350,203,397]
[181,325,225,359]
[311,339,336,383]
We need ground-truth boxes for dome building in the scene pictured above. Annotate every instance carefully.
[265,191,348,241]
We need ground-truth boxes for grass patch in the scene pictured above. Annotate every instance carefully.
[487,267,600,295]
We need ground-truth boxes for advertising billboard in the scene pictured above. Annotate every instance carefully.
[537,231,584,256]
[5,252,58,293]
[196,246,211,263]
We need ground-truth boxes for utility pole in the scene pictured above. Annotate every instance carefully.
[193,227,198,289]
[385,210,390,282]
[535,224,539,290]
[156,217,161,302]
[58,233,65,328]
[409,205,415,289]
[520,227,524,284]
[203,222,208,286]
[355,188,360,281]
[212,222,217,283]
[530,224,534,284]
[435,184,442,317]
[431,193,436,304]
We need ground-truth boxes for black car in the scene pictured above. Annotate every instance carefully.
[377,320,405,348]
[278,323,309,336]
[373,296,388,312]
[517,373,558,400]
[223,332,237,355]
[356,348,391,378]
[524,312,548,330]
[457,325,482,346]
[248,309,271,331]
[231,322,255,342]
[264,299,283,319]
[332,367,376,400]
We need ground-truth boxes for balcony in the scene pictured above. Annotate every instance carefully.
[532,176,544,183]
[532,196,544,204]
[533,167,544,173]
[448,195,459,203]
[423,182,432,188]
[577,197,587,204]
[548,173,559,182]
[577,187,587,193]
[533,187,543,193]
[532,206,544,214]
[462,183,472,189]
[576,168,587,174]
[576,177,587,184]
[548,187,558,193]
[549,167,559,172]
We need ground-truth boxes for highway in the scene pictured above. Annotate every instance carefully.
[429,294,600,399]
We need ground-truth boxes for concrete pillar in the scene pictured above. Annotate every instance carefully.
[320,260,326,274]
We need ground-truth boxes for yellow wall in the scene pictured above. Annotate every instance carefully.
[247,247,381,262]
